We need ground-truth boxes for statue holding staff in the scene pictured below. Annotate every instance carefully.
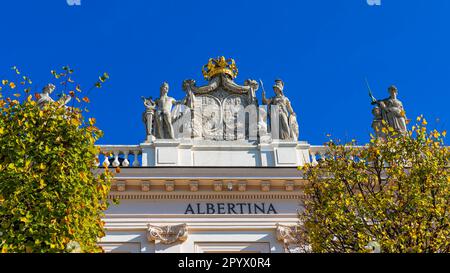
[142,96,156,141]
[261,79,297,140]
[367,80,408,136]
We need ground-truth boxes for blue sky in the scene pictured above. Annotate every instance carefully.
[1,0,449,145]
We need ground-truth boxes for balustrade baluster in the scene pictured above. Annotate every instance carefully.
[122,151,130,167]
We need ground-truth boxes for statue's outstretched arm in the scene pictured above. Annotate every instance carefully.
[262,91,270,105]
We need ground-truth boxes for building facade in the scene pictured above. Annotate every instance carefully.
[97,57,328,253]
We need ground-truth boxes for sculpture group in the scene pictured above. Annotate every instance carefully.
[141,56,300,142]
[141,57,409,142]
[36,57,409,141]
[369,84,408,138]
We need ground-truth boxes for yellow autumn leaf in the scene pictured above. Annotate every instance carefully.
[9,82,16,89]
[80,172,87,181]
[1,80,8,85]
[71,119,80,126]
[39,179,46,189]
[443,131,447,137]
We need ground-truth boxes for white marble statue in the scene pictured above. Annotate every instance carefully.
[154,82,178,139]
[289,113,299,141]
[37,83,71,109]
[370,85,408,136]
[142,96,156,141]
[262,79,297,140]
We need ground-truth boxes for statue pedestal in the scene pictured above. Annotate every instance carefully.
[152,140,181,166]
[270,140,309,167]
[140,139,311,167]
[145,135,156,143]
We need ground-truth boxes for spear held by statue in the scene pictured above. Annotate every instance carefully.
[365,78,378,105]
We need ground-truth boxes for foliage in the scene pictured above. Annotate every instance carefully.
[300,119,450,253]
[0,66,113,253]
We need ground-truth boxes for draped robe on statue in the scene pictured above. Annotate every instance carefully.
[379,97,407,133]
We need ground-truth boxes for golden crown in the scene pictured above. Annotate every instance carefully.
[202,56,238,80]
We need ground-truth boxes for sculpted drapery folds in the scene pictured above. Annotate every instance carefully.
[370,85,408,138]
[262,79,298,140]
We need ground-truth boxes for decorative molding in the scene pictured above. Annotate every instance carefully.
[141,182,150,192]
[276,224,304,253]
[213,182,223,192]
[238,182,247,192]
[285,181,294,191]
[117,181,126,192]
[189,181,199,192]
[147,224,188,245]
[108,193,303,200]
[261,181,271,192]
[165,181,175,192]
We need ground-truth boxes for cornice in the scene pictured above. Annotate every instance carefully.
[108,192,303,200]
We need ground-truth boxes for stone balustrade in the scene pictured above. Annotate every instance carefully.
[97,145,142,167]
[96,144,370,168]
[308,145,367,166]
[308,146,329,166]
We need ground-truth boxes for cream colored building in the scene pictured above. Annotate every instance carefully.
[97,57,327,253]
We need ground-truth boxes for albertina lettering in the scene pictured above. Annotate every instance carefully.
[184,203,278,215]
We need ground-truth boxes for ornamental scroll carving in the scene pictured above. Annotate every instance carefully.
[276,224,308,253]
[147,224,188,245]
